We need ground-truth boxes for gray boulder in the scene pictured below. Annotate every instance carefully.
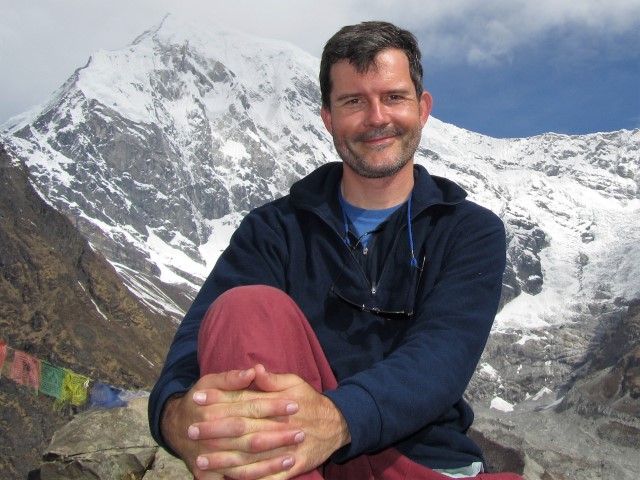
[39,398,190,479]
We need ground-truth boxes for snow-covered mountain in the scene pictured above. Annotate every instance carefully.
[2,14,639,478]
[4,15,637,331]
[3,15,333,320]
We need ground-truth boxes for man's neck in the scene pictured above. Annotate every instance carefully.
[340,162,415,209]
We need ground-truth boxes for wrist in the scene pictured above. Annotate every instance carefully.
[160,393,186,455]
[323,394,351,451]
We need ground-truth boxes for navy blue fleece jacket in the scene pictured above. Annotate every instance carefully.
[149,162,506,470]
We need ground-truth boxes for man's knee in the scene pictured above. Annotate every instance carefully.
[202,284,301,336]
[215,284,288,308]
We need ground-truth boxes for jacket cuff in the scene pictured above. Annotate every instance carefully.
[323,383,381,463]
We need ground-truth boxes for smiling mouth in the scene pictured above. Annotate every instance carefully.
[355,127,402,143]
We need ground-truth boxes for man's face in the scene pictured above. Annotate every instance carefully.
[321,48,432,179]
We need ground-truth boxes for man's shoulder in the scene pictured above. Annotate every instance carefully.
[245,194,294,221]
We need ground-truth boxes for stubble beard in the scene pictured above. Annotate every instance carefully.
[335,126,422,179]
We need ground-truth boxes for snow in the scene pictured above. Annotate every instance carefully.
[479,363,500,381]
[417,122,640,332]
[515,333,545,345]
[200,213,244,271]
[531,387,553,401]
[221,140,249,160]
[490,396,515,412]
[146,228,209,285]
[77,45,158,124]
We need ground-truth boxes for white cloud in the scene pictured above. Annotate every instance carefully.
[347,0,640,65]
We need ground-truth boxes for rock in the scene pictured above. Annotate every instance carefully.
[144,448,193,480]
[38,398,190,479]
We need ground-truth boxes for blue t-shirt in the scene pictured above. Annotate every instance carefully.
[339,191,403,246]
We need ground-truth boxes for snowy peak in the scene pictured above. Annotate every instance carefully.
[73,14,320,128]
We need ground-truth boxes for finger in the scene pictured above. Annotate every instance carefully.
[253,365,302,392]
[195,368,257,392]
[190,412,296,440]
[192,393,300,420]
[194,471,225,480]
[196,452,296,479]
[191,429,305,454]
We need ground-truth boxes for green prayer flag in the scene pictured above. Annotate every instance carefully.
[40,362,66,399]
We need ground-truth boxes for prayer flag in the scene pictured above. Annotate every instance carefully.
[90,382,127,408]
[60,370,91,407]
[40,362,66,399]
[0,342,7,377]
[10,350,41,390]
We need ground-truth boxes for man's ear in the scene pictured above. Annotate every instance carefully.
[320,105,333,134]
[419,91,433,127]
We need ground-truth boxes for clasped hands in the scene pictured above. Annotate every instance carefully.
[160,364,351,479]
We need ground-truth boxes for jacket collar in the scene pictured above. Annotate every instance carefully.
[290,161,467,222]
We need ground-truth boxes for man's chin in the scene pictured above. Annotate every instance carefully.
[345,159,410,179]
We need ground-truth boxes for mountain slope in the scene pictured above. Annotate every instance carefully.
[0,143,176,477]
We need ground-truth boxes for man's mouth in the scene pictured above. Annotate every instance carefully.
[355,127,402,143]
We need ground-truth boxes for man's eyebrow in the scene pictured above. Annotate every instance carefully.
[334,88,414,101]
[384,88,414,96]
[334,92,362,102]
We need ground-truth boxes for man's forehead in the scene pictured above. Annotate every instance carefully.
[329,49,410,84]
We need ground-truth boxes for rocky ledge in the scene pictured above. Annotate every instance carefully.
[36,398,189,479]
[32,395,639,480]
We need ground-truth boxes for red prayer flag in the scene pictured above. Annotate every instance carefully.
[0,342,7,375]
[10,350,41,390]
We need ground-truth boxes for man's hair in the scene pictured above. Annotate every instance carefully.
[319,21,424,109]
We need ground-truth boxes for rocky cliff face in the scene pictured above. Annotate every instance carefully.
[468,299,640,479]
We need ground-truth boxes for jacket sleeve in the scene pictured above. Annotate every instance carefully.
[148,207,289,452]
[324,204,506,460]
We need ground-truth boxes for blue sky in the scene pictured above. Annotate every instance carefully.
[1,0,638,138]
[425,26,639,137]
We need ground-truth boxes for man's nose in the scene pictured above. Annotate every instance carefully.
[364,100,390,126]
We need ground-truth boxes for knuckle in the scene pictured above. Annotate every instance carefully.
[203,408,224,422]
[229,417,247,436]
[209,453,238,470]
[207,389,225,403]
[247,434,265,453]
[247,401,262,418]
[200,438,222,451]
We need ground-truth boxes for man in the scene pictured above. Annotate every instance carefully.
[149,21,521,480]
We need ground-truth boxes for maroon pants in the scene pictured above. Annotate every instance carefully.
[198,285,523,480]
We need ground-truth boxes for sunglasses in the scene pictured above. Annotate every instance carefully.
[330,237,426,320]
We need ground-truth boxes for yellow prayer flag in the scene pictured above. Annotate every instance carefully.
[59,370,91,407]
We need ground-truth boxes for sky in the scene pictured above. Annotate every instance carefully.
[1,0,638,139]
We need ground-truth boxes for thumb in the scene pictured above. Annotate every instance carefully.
[253,364,302,392]
[196,368,257,391]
